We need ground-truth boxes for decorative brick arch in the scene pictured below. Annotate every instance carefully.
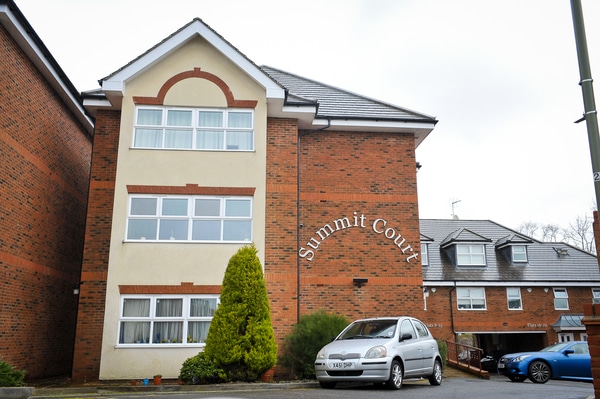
[132,67,258,108]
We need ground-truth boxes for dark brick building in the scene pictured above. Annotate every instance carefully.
[0,0,93,379]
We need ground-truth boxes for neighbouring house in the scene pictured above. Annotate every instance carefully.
[0,0,93,379]
[420,218,600,356]
[73,17,436,381]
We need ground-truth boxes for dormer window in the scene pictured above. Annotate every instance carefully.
[512,245,527,263]
[421,243,429,266]
[457,244,486,266]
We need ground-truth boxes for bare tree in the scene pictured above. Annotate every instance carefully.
[541,224,562,242]
[517,221,539,239]
[564,215,596,254]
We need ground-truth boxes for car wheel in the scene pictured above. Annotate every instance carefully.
[319,381,336,389]
[428,359,442,385]
[386,359,403,390]
[507,375,526,382]
[528,360,551,383]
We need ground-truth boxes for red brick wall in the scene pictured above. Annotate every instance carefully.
[71,110,120,382]
[264,118,300,343]
[0,25,92,379]
[421,286,595,345]
[265,124,423,350]
[583,304,600,396]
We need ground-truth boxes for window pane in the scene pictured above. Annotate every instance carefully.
[195,199,221,216]
[137,109,162,125]
[188,321,210,343]
[228,112,252,128]
[192,220,221,240]
[198,111,223,127]
[197,130,224,149]
[159,219,188,240]
[226,131,253,150]
[225,199,251,217]
[162,198,188,216]
[508,299,521,309]
[165,129,193,148]
[131,198,157,215]
[167,110,192,126]
[223,220,252,241]
[127,219,157,240]
[190,298,217,317]
[122,298,150,317]
[155,299,183,317]
[153,321,183,343]
[120,321,150,344]
[134,128,162,147]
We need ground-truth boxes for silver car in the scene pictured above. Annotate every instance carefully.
[314,316,443,389]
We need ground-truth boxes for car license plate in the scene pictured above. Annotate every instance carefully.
[497,363,505,369]
[329,361,354,369]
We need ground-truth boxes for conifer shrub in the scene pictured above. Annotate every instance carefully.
[0,360,25,387]
[203,244,278,381]
[179,352,226,384]
[279,309,349,379]
[437,339,448,364]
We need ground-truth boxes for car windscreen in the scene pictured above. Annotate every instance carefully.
[540,342,572,352]
[337,320,397,340]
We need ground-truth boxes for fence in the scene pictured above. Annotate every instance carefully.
[444,340,490,379]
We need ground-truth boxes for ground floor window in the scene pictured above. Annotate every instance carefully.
[118,295,219,346]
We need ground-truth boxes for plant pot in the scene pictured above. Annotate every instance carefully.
[260,367,275,382]
[131,380,137,386]
[153,376,162,385]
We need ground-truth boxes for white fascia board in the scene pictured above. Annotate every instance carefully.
[423,281,600,287]
[82,97,113,108]
[0,6,93,134]
[326,119,436,131]
[103,20,284,100]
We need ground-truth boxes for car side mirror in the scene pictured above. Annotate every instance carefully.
[563,349,574,355]
[399,333,412,341]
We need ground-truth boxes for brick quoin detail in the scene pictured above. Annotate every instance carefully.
[71,109,121,382]
[0,24,92,379]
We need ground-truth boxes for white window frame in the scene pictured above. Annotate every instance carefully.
[457,287,486,310]
[592,288,600,303]
[421,243,429,266]
[506,287,522,310]
[118,294,220,347]
[133,106,255,151]
[553,288,569,310]
[511,245,527,263]
[126,195,253,242]
[456,244,486,266]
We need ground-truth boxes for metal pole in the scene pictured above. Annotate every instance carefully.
[571,0,600,211]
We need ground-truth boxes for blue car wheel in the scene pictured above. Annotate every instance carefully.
[528,360,551,383]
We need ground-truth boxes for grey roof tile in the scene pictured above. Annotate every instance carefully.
[420,219,600,283]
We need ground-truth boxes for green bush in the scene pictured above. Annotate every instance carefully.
[0,360,25,387]
[179,352,226,384]
[204,244,278,382]
[437,339,448,364]
[279,310,349,379]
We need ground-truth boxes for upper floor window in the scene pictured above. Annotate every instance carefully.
[118,295,219,346]
[457,244,486,266]
[554,288,569,310]
[593,288,600,304]
[134,107,254,151]
[421,244,429,266]
[512,245,527,263]
[507,287,522,310]
[126,195,252,242]
[457,287,486,310]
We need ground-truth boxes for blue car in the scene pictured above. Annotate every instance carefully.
[497,341,592,383]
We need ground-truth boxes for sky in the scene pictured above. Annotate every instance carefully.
[12,0,600,231]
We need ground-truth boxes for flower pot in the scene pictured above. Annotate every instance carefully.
[131,380,137,386]
[153,376,162,385]
[260,367,275,382]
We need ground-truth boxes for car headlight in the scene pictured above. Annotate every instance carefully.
[365,345,387,359]
[511,355,531,363]
[316,348,326,360]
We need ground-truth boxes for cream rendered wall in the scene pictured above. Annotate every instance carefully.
[99,36,268,379]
